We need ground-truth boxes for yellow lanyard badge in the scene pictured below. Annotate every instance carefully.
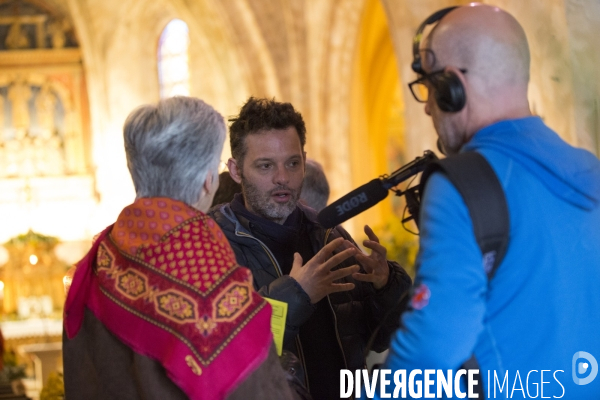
[264,298,288,356]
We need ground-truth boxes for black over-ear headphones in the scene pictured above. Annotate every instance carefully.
[412,6,466,113]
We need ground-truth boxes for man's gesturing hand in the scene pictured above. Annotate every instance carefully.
[352,225,390,290]
[289,237,360,304]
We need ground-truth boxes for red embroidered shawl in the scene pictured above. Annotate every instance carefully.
[64,198,273,399]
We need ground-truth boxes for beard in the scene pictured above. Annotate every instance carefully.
[240,174,303,224]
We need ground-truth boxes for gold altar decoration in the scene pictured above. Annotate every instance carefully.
[0,30,90,180]
[0,231,68,317]
[0,0,97,244]
[0,1,93,185]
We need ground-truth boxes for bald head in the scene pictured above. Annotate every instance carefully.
[414,4,532,153]
[426,4,530,93]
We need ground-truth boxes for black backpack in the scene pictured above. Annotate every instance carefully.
[419,151,510,399]
[419,151,510,278]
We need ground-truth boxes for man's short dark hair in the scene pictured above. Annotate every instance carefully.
[229,97,306,165]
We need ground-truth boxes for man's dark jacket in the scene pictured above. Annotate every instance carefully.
[208,202,412,372]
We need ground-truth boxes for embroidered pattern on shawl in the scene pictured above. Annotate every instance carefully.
[64,198,273,400]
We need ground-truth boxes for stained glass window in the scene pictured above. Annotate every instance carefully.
[158,19,190,98]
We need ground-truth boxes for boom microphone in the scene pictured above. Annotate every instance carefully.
[317,150,438,228]
[317,179,389,229]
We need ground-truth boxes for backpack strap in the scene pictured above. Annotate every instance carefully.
[420,151,510,399]
[420,151,510,279]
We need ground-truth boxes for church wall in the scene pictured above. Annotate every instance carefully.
[215,0,600,241]
[1,1,598,381]
[490,0,578,145]
[565,0,600,155]
[383,0,599,157]
[64,0,257,238]
[215,0,367,221]
[347,0,405,235]
[2,0,599,251]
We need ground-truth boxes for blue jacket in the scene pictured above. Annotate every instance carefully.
[381,117,600,399]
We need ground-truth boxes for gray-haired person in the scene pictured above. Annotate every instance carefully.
[300,159,330,212]
[63,96,295,400]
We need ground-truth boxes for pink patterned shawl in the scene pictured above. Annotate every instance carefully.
[64,198,273,399]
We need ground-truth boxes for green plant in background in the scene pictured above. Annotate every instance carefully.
[372,216,419,279]
[40,371,64,400]
[6,230,59,247]
[0,349,26,384]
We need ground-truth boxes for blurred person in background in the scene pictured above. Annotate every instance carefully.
[211,171,242,208]
[299,159,329,212]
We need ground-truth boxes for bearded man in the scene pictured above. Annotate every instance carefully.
[208,97,412,400]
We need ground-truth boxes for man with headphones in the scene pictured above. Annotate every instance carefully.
[377,4,600,399]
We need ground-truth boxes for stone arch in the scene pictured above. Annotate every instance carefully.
[345,0,406,233]
[491,0,577,145]
[213,0,282,101]
[318,0,364,202]
[300,0,405,235]
[65,0,257,221]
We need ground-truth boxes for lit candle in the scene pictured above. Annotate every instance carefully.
[63,266,76,294]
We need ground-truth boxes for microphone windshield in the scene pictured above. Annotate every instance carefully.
[317,179,389,228]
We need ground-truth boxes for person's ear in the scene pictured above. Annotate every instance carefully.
[227,158,242,184]
[432,66,467,113]
[446,66,469,99]
[203,169,218,195]
[193,169,219,213]
[445,66,468,89]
